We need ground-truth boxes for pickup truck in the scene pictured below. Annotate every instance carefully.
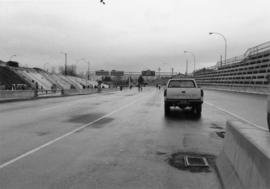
[164,78,204,117]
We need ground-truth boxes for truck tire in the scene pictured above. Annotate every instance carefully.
[164,102,170,116]
[194,104,202,118]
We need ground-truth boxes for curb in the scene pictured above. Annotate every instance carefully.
[203,87,269,96]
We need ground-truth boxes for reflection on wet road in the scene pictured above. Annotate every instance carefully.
[0,87,266,189]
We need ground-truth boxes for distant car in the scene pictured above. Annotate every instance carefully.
[267,95,270,131]
[164,78,204,117]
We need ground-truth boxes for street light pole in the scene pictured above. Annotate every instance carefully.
[64,53,67,75]
[184,51,196,76]
[209,32,227,66]
[87,61,90,80]
[185,59,188,76]
[60,52,68,75]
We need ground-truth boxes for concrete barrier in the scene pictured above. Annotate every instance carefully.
[63,89,97,96]
[0,90,35,100]
[216,121,270,189]
[202,86,269,96]
[63,88,119,95]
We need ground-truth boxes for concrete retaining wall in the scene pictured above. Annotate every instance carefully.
[0,90,35,100]
[216,121,270,189]
[63,89,97,96]
[0,88,118,102]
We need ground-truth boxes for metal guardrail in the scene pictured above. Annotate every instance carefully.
[37,89,62,97]
[0,90,35,99]
[216,55,245,66]
[244,41,270,57]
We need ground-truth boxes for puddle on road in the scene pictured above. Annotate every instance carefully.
[156,151,168,156]
[210,123,226,139]
[68,113,104,124]
[168,151,216,173]
[216,131,226,138]
[210,123,223,130]
[68,113,114,133]
[92,102,101,106]
[36,131,51,136]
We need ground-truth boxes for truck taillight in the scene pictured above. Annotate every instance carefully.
[201,89,204,97]
[164,89,167,96]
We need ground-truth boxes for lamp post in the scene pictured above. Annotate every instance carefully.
[184,51,196,76]
[185,59,188,76]
[87,61,90,80]
[9,54,16,61]
[60,52,67,75]
[209,32,227,66]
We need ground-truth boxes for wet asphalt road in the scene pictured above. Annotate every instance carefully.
[0,87,268,189]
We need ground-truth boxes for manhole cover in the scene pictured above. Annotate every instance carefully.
[184,156,209,167]
[168,152,215,172]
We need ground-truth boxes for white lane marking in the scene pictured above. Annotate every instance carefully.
[0,93,152,169]
[205,101,268,131]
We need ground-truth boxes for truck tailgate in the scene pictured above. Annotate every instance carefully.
[167,88,201,99]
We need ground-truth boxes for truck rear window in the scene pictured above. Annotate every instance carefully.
[168,80,195,88]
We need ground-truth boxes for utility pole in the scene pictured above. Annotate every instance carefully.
[171,68,174,77]
[65,53,67,76]
[128,75,131,88]
[220,55,223,67]
[61,52,68,75]
[186,60,188,76]
[87,61,90,80]
[158,67,161,79]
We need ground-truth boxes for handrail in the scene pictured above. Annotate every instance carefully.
[244,41,270,57]
[214,41,270,68]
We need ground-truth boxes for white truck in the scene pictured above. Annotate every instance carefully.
[164,78,204,117]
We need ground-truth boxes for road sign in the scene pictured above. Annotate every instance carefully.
[111,70,124,76]
[142,70,155,76]
[96,70,109,76]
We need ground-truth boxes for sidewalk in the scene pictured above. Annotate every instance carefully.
[203,86,269,96]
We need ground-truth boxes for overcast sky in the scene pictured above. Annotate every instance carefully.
[0,0,270,73]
